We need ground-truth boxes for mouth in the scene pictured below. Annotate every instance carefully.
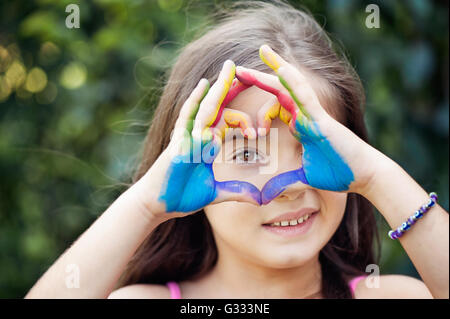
[261,209,319,238]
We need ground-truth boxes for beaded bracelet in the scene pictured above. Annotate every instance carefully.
[388,192,438,240]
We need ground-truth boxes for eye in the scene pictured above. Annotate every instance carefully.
[233,149,261,164]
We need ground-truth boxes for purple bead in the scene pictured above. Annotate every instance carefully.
[388,192,438,240]
[390,230,399,239]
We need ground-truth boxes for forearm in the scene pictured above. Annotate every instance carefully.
[25,181,162,298]
[361,149,449,298]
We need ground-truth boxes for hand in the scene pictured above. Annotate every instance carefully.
[235,45,380,203]
[135,60,261,219]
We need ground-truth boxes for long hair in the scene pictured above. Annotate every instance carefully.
[118,0,380,298]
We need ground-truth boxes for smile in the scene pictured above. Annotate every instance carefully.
[268,212,313,226]
[262,211,319,237]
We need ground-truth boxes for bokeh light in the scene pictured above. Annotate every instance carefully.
[59,62,87,89]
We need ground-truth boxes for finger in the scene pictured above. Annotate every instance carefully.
[210,78,251,128]
[173,78,210,141]
[259,44,290,71]
[260,44,327,120]
[214,180,261,206]
[260,168,308,205]
[193,60,235,141]
[214,108,256,139]
[235,66,300,121]
[256,96,285,136]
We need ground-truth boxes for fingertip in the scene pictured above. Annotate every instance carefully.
[243,127,257,140]
[198,78,210,99]
[224,59,235,70]
[260,44,271,55]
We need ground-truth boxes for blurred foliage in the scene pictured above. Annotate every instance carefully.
[0,0,448,298]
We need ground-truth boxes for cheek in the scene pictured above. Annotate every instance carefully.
[317,191,348,238]
[205,201,262,246]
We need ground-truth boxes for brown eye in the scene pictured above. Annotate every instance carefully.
[243,150,250,161]
[234,149,259,163]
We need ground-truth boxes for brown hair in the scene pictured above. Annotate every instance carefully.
[118,0,380,298]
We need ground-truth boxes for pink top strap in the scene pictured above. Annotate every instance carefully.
[166,281,181,299]
[348,275,367,297]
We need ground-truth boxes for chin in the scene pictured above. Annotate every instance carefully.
[256,247,317,269]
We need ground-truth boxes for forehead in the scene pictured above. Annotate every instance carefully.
[226,86,274,124]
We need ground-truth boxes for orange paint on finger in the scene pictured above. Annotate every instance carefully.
[224,110,256,139]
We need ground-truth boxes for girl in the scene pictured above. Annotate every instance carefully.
[26,1,448,299]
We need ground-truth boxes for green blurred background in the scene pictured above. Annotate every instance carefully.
[0,0,448,298]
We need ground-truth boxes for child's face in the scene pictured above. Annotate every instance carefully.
[205,85,348,268]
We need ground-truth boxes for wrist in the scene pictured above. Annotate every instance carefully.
[355,146,399,200]
[119,180,169,226]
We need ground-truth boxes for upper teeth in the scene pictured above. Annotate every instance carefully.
[270,213,312,227]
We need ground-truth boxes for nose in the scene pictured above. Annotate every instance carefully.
[271,180,307,202]
[261,152,308,204]
[273,184,306,202]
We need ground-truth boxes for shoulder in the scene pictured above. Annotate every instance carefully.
[353,274,433,299]
[108,283,171,299]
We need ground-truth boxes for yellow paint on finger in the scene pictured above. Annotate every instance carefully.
[279,107,292,125]
[207,64,236,127]
[263,101,280,130]
[259,46,280,71]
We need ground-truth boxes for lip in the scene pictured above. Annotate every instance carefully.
[262,211,319,238]
[263,207,319,225]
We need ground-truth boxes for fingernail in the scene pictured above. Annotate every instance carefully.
[260,44,271,53]
[224,59,235,67]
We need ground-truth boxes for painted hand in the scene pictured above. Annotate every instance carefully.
[153,60,261,213]
[235,45,374,204]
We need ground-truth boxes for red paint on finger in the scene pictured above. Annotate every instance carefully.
[236,70,299,119]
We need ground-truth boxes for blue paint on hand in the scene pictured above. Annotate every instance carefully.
[158,139,262,212]
[296,119,354,191]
